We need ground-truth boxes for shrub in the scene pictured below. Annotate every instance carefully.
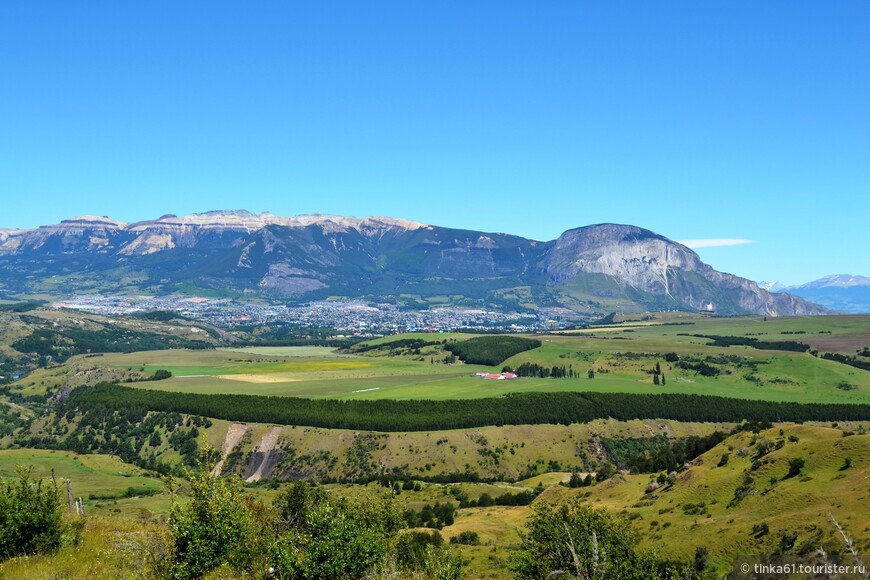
[511,500,662,579]
[450,531,481,545]
[784,458,806,480]
[0,467,67,561]
[167,467,268,578]
[151,369,173,381]
[270,493,402,579]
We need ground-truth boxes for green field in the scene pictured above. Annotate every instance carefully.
[18,314,865,404]
[0,449,169,517]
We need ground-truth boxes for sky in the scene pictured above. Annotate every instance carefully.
[1,2,867,286]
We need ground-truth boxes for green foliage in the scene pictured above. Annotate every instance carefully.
[164,473,454,580]
[512,362,573,378]
[404,501,456,529]
[690,334,810,352]
[11,327,211,362]
[751,522,770,538]
[131,310,191,322]
[270,489,402,579]
[823,352,870,371]
[396,529,464,578]
[444,335,541,366]
[784,457,806,480]
[0,400,28,438]
[396,530,443,566]
[167,466,268,579]
[600,432,727,473]
[0,300,46,313]
[569,472,594,488]
[511,499,663,579]
[66,383,870,432]
[676,360,720,376]
[0,467,66,561]
[352,338,439,354]
[450,531,480,546]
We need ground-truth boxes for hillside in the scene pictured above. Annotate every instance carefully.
[3,423,867,579]
[0,211,825,317]
[537,423,870,576]
[0,306,224,391]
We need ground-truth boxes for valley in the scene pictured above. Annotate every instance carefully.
[2,307,870,577]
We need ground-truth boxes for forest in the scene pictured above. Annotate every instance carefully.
[64,383,870,433]
[443,335,542,365]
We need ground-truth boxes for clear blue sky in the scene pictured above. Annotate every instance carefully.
[1,2,867,285]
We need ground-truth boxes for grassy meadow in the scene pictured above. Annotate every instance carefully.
[0,449,169,517]
[14,314,869,404]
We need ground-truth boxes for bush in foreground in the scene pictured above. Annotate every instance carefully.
[0,467,70,561]
[511,499,697,579]
[167,468,269,579]
[167,465,463,579]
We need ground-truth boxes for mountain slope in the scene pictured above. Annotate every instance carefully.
[542,224,821,316]
[775,275,870,314]
[0,212,825,317]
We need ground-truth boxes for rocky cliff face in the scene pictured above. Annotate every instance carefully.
[544,224,701,293]
[541,224,826,316]
[0,212,826,316]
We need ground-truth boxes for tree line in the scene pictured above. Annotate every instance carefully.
[65,383,870,432]
[821,352,870,372]
[686,334,810,352]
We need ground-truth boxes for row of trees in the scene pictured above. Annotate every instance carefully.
[66,383,870,432]
[508,362,573,378]
[689,334,810,353]
[822,352,870,371]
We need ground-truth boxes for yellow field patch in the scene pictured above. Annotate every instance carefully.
[216,374,301,383]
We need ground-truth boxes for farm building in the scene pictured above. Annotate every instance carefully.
[474,372,517,380]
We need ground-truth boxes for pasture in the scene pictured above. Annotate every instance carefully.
[0,449,168,516]
[11,314,870,404]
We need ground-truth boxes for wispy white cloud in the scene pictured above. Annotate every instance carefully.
[677,238,756,249]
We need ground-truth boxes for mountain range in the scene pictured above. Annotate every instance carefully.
[760,275,870,314]
[0,211,825,318]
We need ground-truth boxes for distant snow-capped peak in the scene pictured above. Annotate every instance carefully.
[798,274,870,289]
[757,280,788,292]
